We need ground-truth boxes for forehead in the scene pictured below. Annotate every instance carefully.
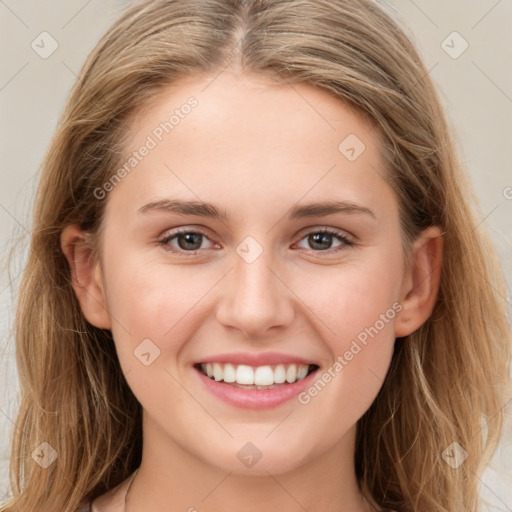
[105,71,394,222]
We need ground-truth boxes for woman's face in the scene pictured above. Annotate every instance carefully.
[85,71,416,475]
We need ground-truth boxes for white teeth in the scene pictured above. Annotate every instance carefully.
[297,365,308,380]
[286,365,297,383]
[236,365,254,385]
[213,363,223,381]
[274,364,286,383]
[254,366,274,386]
[199,362,312,386]
[223,363,236,383]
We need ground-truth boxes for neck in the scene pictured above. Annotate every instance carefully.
[125,413,371,512]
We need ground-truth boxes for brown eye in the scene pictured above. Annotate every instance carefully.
[174,232,203,251]
[296,228,354,252]
[159,229,215,254]
[307,232,335,251]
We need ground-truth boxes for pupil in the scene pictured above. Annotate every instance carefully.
[309,233,331,250]
[178,233,202,250]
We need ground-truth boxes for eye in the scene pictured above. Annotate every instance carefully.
[158,227,354,255]
[158,228,217,254]
[295,228,354,252]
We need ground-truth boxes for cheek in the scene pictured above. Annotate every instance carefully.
[292,250,402,408]
[104,252,204,333]
[294,248,403,347]
[101,259,194,413]
[102,253,223,381]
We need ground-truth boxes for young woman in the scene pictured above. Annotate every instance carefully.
[2,1,511,511]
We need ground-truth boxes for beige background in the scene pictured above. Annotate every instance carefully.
[1,0,511,508]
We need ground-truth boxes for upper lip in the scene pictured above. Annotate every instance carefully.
[196,352,318,367]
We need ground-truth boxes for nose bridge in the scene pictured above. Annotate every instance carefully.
[216,235,294,337]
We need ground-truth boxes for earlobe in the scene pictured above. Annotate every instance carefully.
[60,224,112,330]
[394,226,444,338]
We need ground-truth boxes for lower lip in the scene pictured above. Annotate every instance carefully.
[194,367,318,409]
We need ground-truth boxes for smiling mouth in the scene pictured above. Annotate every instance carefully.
[194,362,320,390]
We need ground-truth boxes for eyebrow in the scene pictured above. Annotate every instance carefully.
[137,198,376,221]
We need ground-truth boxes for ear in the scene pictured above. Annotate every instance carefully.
[60,224,112,329]
[394,226,443,338]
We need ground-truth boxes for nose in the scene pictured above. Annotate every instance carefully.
[215,246,295,339]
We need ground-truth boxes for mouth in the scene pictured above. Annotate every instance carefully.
[194,362,320,390]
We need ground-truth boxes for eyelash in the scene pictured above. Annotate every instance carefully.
[157,227,354,256]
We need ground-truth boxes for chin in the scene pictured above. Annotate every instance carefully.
[204,438,316,476]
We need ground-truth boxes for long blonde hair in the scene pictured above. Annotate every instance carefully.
[3,1,511,511]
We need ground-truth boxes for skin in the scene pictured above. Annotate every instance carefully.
[61,70,442,512]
